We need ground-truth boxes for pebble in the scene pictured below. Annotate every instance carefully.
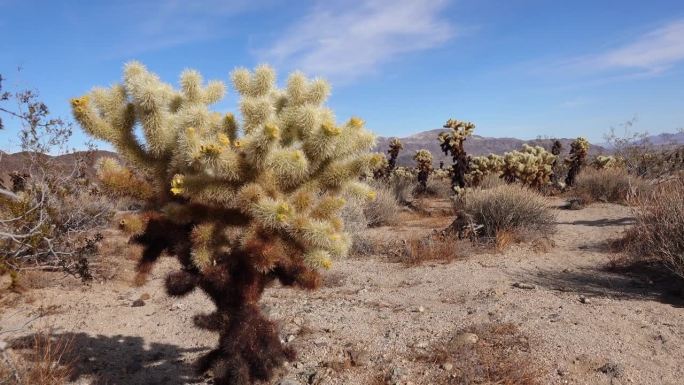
[348,348,370,367]
[512,282,536,290]
[286,334,296,343]
[0,340,7,351]
[131,299,145,307]
[579,295,591,304]
[441,362,453,371]
[453,332,479,345]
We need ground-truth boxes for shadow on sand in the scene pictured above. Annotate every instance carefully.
[10,332,209,385]
[514,262,684,307]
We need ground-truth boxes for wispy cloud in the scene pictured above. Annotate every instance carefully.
[571,19,684,75]
[261,0,454,82]
[105,0,274,57]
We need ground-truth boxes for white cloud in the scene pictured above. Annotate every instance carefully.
[574,19,684,75]
[261,0,454,82]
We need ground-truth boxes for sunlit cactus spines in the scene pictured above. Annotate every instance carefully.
[565,137,589,187]
[438,118,474,190]
[592,155,622,169]
[71,62,381,385]
[413,149,433,192]
[387,137,404,173]
[501,144,556,189]
[468,154,504,186]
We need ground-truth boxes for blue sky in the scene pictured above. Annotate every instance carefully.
[1,0,684,152]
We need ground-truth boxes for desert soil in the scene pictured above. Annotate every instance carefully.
[1,198,683,385]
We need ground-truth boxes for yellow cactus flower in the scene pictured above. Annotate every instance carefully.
[170,174,185,195]
[233,140,242,148]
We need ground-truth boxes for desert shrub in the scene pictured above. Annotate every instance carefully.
[0,330,73,385]
[424,174,453,198]
[387,171,415,206]
[478,173,505,190]
[573,167,648,203]
[71,62,381,384]
[399,234,465,266]
[457,184,555,240]
[414,323,543,385]
[0,75,113,283]
[364,183,400,227]
[623,177,684,278]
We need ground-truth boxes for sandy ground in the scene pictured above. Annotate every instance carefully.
[1,198,683,385]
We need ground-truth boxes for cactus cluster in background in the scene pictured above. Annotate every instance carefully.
[550,140,563,186]
[591,155,622,170]
[438,118,475,190]
[413,149,433,192]
[387,138,404,173]
[565,137,590,187]
[71,62,381,385]
[501,144,556,189]
[468,154,504,186]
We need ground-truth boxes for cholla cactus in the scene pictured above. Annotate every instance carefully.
[387,137,404,173]
[550,140,563,185]
[501,144,556,189]
[438,118,474,189]
[591,155,622,169]
[71,62,382,385]
[468,154,503,186]
[565,137,589,187]
[413,149,433,192]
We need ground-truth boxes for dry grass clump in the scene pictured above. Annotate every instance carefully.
[478,174,505,190]
[424,176,453,198]
[1,330,73,385]
[414,323,544,385]
[457,184,556,242]
[364,183,401,227]
[397,234,467,266]
[622,177,684,278]
[573,168,648,204]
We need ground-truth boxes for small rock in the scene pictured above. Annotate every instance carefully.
[411,306,425,313]
[598,361,623,377]
[170,302,185,311]
[579,296,591,304]
[0,340,7,351]
[131,299,145,307]
[389,366,407,383]
[557,367,568,377]
[286,334,296,343]
[279,379,301,385]
[139,293,151,301]
[441,362,453,371]
[348,348,370,367]
[512,282,536,290]
[453,332,479,346]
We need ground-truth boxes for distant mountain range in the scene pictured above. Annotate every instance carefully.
[1,131,682,184]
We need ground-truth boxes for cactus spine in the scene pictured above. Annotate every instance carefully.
[438,118,474,190]
[565,137,589,187]
[71,62,381,385]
